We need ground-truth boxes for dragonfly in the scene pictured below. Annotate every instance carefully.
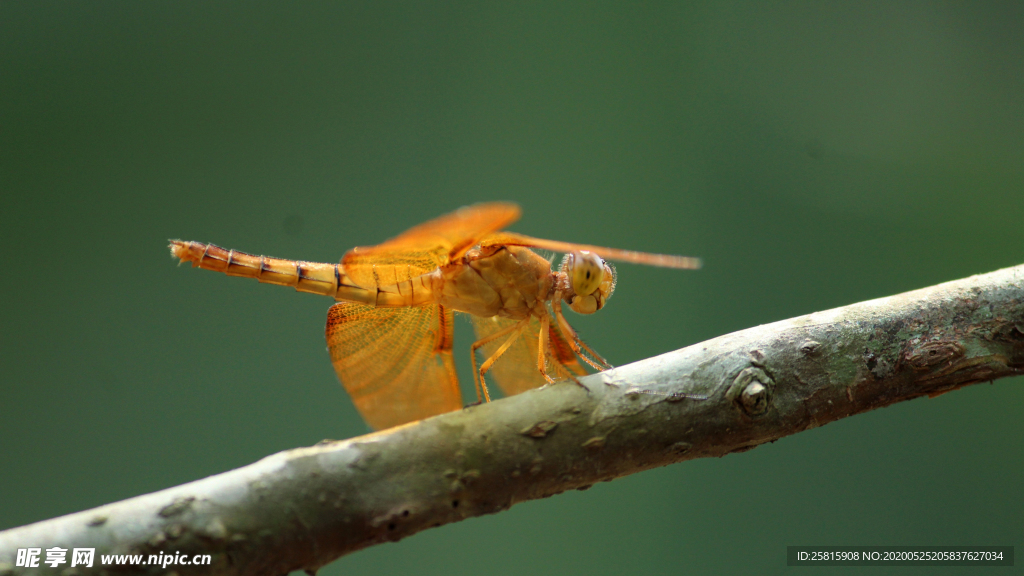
[170,202,700,430]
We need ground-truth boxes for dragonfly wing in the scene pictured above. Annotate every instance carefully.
[478,231,701,269]
[326,302,461,430]
[342,202,521,288]
[471,314,586,397]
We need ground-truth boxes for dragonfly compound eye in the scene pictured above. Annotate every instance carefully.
[569,251,605,296]
[563,252,615,315]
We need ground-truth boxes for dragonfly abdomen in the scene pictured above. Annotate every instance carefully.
[169,240,377,304]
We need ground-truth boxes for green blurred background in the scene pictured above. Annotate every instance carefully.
[2,2,1022,574]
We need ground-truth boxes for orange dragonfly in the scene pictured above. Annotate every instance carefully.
[170,202,700,430]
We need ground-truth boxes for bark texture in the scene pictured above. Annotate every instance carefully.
[2,264,1023,576]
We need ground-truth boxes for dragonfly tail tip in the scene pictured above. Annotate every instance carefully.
[169,240,190,263]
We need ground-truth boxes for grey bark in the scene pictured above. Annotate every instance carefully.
[1,264,1022,576]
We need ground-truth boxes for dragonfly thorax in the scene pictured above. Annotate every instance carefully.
[435,245,556,320]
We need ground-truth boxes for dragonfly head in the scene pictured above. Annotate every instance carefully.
[560,251,616,314]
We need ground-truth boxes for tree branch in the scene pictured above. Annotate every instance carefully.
[2,264,1023,576]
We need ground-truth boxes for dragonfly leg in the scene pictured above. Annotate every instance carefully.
[533,308,589,393]
[475,319,531,401]
[470,318,528,403]
[535,313,557,385]
[552,297,613,371]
